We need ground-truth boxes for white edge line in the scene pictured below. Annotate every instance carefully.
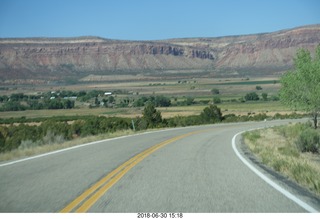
[232,130,319,213]
[0,126,193,168]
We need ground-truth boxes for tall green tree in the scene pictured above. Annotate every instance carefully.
[279,45,320,129]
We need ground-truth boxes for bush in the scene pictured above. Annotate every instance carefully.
[132,95,171,107]
[275,123,309,138]
[42,131,65,145]
[142,103,163,128]
[0,116,132,153]
[256,86,263,90]
[167,115,203,127]
[134,117,149,130]
[211,88,220,94]
[262,93,268,101]
[185,97,195,106]
[213,97,221,104]
[244,92,259,101]
[295,128,320,153]
[200,105,222,123]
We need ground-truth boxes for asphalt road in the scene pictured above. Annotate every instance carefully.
[0,119,319,212]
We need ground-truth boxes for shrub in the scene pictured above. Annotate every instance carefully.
[0,116,134,153]
[200,105,222,123]
[19,139,39,149]
[134,117,148,130]
[256,86,263,90]
[262,93,268,101]
[275,123,310,139]
[251,113,268,121]
[223,114,238,122]
[42,131,65,145]
[213,97,221,104]
[295,128,320,153]
[244,92,259,101]
[132,95,171,107]
[211,88,220,94]
[270,95,280,101]
[142,102,162,128]
[185,97,195,106]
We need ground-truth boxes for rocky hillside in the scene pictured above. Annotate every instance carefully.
[165,25,320,73]
[0,25,319,84]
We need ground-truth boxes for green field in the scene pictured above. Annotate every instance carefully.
[0,102,293,123]
[0,76,305,163]
[0,76,291,120]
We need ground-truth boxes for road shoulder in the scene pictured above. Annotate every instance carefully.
[234,130,320,212]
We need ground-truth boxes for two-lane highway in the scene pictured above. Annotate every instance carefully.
[0,119,319,212]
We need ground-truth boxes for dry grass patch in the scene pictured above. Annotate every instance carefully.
[243,124,320,196]
[0,129,136,162]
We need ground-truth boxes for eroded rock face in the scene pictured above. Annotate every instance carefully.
[0,39,215,81]
[165,25,320,71]
[0,25,319,82]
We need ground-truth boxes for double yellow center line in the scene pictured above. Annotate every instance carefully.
[60,130,203,213]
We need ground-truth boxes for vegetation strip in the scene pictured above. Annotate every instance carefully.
[232,129,318,213]
[243,123,320,196]
[60,130,204,213]
[0,102,304,160]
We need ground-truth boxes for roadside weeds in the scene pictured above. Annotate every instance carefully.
[243,124,320,196]
[0,129,137,162]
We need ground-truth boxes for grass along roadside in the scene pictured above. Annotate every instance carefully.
[243,123,320,196]
[0,129,141,163]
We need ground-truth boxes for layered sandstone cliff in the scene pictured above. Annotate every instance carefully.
[0,38,214,81]
[0,25,319,83]
[165,25,320,72]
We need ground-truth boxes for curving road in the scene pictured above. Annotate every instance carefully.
[0,119,319,212]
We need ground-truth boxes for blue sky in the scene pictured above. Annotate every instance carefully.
[0,0,319,40]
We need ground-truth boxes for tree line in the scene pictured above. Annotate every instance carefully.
[0,92,76,111]
[0,102,305,153]
[0,87,280,112]
[0,104,223,153]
